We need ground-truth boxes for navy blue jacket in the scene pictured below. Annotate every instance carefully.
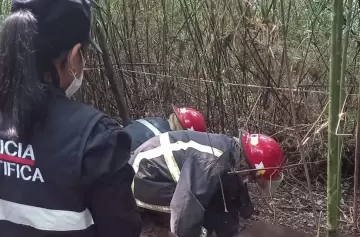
[123,117,171,151]
[0,88,142,237]
[129,131,254,237]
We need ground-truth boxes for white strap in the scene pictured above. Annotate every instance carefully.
[200,227,208,237]
[136,199,171,213]
[159,132,181,182]
[137,119,161,136]
[131,132,181,203]
[135,132,208,237]
[170,227,208,237]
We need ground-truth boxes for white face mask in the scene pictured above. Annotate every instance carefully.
[65,51,85,98]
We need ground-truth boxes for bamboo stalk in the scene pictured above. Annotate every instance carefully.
[339,0,355,233]
[353,75,360,234]
[328,0,344,236]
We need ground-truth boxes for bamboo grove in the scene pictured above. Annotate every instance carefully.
[0,0,360,236]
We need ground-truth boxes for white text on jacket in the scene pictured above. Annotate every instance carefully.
[0,139,44,182]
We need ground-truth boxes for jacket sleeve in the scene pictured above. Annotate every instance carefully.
[81,116,142,237]
[170,152,222,237]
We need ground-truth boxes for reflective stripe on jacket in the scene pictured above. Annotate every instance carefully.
[129,130,254,237]
[0,90,142,237]
[123,117,171,151]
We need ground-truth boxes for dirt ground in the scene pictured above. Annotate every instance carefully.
[139,174,358,237]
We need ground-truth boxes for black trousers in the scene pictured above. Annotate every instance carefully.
[203,210,244,237]
[140,208,242,237]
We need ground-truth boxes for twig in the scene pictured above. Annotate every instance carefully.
[301,100,329,145]
[228,159,326,174]
[316,211,323,237]
[244,92,262,129]
[82,68,360,96]
[278,206,324,212]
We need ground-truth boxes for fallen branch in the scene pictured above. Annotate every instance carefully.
[228,159,326,174]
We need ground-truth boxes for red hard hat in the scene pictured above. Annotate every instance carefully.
[241,131,285,180]
[172,105,206,132]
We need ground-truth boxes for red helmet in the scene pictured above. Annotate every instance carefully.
[241,131,285,180]
[172,105,206,132]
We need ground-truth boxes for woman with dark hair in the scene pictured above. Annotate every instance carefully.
[0,1,142,237]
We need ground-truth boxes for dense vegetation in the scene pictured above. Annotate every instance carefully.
[83,0,360,169]
[1,0,360,236]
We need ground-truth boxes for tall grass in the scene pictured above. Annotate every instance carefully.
[0,0,356,173]
[82,0,358,165]
[0,0,359,234]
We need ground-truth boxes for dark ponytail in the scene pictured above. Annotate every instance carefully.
[0,10,51,141]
